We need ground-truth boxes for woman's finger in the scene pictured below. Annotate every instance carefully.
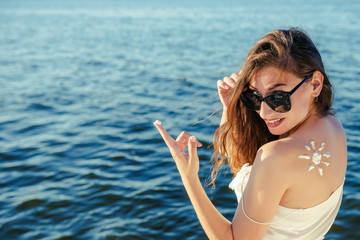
[230,72,241,82]
[223,76,236,88]
[176,131,192,143]
[217,80,230,90]
[153,120,175,147]
[188,136,199,161]
[176,131,202,147]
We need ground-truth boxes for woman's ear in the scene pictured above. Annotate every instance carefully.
[311,70,324,97]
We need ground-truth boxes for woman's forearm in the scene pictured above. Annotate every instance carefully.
[181,175,233,240]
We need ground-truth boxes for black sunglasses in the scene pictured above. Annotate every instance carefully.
[240,74,313,113]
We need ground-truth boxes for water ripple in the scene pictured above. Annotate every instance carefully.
[0,0,359,239]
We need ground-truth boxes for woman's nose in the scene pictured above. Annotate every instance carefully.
[259,101,274,119]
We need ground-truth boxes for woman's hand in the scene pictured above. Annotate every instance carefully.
[217,72,241,107]
[153,121,202,178]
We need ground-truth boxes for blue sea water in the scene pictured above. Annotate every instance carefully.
[0,0,359,239]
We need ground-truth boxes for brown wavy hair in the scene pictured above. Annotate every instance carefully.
[211,28,334,185]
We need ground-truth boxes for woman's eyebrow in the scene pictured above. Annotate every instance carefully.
[249,83,287,91]
[268,83,287,91]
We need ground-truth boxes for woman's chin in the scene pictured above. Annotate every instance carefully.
[268,127,287,137]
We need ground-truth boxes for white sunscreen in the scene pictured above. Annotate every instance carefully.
[298,140,331,176]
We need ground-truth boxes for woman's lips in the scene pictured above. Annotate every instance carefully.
[265,118,284,128]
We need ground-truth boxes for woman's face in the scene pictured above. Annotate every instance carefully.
[248,66,315,136]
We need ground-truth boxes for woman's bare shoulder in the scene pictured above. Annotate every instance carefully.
[258,115,346,162]
[253,115,347,195]
[252,139,302,179]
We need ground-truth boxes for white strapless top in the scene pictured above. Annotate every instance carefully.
[229,163,344,240]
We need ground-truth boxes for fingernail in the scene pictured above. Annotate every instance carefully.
[154,120,162,125]
[190,136,196,142]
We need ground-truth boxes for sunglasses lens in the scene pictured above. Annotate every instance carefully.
[240,90,292,113]
[240,91,261,111]
[265,93,291,113]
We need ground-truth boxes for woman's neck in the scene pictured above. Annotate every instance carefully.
[280,109,321,139]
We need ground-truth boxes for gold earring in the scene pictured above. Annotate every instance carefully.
[315,96,319,103]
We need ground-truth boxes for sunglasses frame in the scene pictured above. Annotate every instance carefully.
[240,74,313,113]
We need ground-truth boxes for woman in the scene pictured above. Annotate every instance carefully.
[153,28,347,239]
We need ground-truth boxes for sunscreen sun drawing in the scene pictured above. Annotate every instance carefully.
[298,140,331,176]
